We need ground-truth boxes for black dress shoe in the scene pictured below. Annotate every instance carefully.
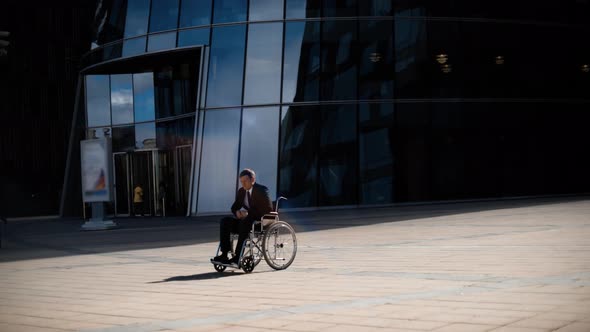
[212,254,229,264]
[228,256,240,266]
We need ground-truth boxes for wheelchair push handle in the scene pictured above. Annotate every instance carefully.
[275,196,287,212]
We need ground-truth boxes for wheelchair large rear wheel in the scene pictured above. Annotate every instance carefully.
[262,221,297,270]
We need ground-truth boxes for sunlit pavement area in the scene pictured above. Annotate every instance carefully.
[1,197,590,332]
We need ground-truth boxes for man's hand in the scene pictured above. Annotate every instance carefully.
[236,210,248,219]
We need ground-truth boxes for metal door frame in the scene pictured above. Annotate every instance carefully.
[113,152,131,216]
[131,149,158,216]
[175,144,192,215]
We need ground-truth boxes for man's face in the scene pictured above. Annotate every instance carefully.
[240,175,254,190]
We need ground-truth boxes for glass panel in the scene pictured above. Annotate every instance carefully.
[154,63,197,118]
[323,0,357,17]
[319,104,357,206]
[124,0,150,38]
[283,21,320,103]
[177,28,210,47]
[122,36,146,57]
[285,0,321,18]
[249,0,284,20]
[85,75,111,127]
[197,108,241,213]
[358,0,393,16]
[394,19,428,98]
[427,20,462,98]
[133,72,155,122]
[279,106,318,208]
[149,0,179,33]
[239,107,280,199]
[156,120,176,149]
[95,0,127,44]
[206,25,246,108]
[135,122,157,149]
[180,0,212,27]
[112,126,136,152]
[177,116,196,145]
[147,32,177,52]
[103,42,123,61]
[213,0,247,23]
[321,20,357,101]
[359,103,394,204]
[114,153,130,215]
[394,103,430,202]
[358,20,394,99]
[244,23,283,105]
[110,74,134,125]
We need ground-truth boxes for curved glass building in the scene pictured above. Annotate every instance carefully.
[79,0,590,216]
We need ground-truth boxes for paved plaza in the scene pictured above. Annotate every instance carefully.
[1,197,590,332]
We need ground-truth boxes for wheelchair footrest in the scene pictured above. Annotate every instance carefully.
[210,259,239,269]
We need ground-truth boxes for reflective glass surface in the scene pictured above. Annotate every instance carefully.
[110,74,134,125]
[323,0,357,17]
[279,106,318,208]
[358,20,394,99]
[177,116,196,145]
[124,0,150,38]
[177,28,210,47]
[147,32,177,52]
[285,0,320,18]
[244,23,283,105]
[359,0,393,16]
[239,107,280,198]
[148,0,179,33]
[321,20,357,101]
[249,0,284,21]
[156,120,176,149]
[155,63,198,118]
[94,0,127,44]
[85,75,111,127]
[359,103,394,204]
[179,0,212,27]
[206,25,246,107]
[283,21,320,103]
[112,126,136,152]
[319,104,357,205]
[122,37,146,57]
[213,0,247,23]
[197,108,241,213]
[135,122,156,149]
[133,72,155,122]
[394,19,428,98]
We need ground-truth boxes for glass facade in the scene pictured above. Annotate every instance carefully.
[82,0,590,215]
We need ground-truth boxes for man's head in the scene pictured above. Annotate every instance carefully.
[239,168,256,190]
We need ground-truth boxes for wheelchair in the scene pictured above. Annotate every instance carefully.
[211,197,297,273]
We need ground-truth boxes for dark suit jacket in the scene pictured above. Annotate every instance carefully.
[231,183,273,221]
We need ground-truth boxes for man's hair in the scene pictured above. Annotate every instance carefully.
[239,168,256,179]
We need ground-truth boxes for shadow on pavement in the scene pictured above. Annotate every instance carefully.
[149,271,242,282]
[1,195,588,263]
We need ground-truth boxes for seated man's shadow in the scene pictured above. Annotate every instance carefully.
[149,269,274,283]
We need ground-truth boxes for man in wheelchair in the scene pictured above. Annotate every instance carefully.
[212,168,273,266]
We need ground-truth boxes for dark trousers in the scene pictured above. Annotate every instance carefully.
[133,202,144,216]
[220,216,255,257]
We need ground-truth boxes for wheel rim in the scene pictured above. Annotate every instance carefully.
[263,222,297,270]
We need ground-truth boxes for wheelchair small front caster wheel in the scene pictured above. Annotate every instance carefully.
[214,264,226,273]
[241,256,255,273]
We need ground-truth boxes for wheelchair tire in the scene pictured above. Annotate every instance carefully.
[262,221,297,270]
[241,256,255,273]
[213,264,226,273]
